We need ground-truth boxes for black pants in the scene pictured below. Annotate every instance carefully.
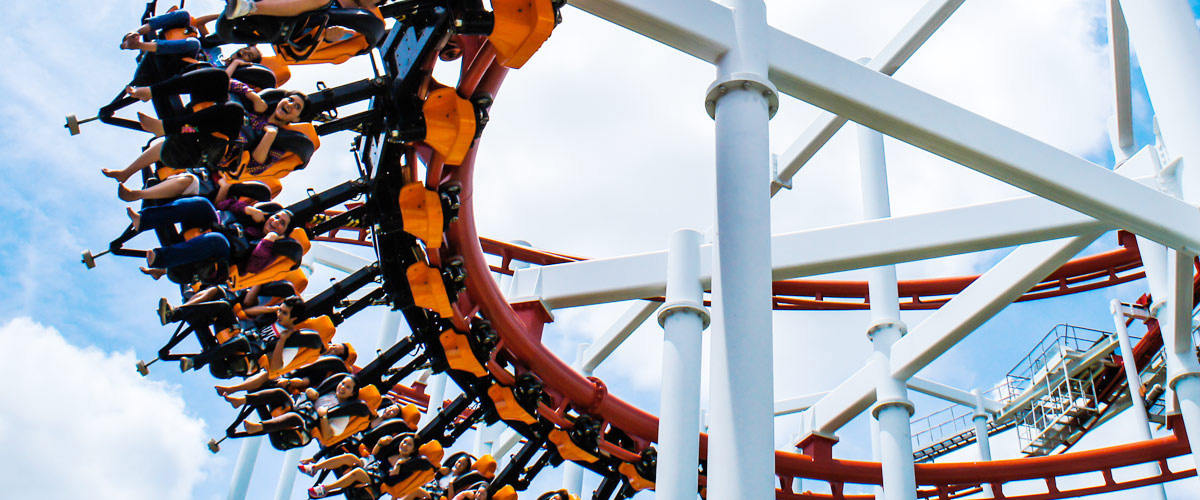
[151,67,245,140]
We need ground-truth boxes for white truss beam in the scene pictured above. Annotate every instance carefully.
[774,0,966,194]
[799,234,1101,435]
[509,172,1157,310]
[579,300,659,374]
[570,0,1200,252]
[906,377,1003,414]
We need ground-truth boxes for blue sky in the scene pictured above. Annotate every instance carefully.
[2,0,1200,499]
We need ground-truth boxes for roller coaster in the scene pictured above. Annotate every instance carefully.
[72,0,1200,499]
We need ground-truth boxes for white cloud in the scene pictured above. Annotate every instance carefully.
[0,318,212,499]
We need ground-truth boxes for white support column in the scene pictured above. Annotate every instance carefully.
[226,436,263,500]
[493,429,522,459]
[474,423,497,456]
[375,309,406,353]
[562,344,592,497]
[1160,249,1200,476]
[1118,0,1200,202]
[272,447,304,500]
[704,0,777,498]
[656,229,709,500]
[858,124,916,500]
[971,390,994,498]
[1110,300,1168,500]
[421,372,449,426]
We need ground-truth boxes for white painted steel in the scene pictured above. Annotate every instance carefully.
[1119,0,1200,202]
[375,309,405,354]
[421,373,449,426]
[1106,0,1136,158]
[493,429,522,459]
[774,392,831,416]
[705,0,775,497]
[508,159,1160,310]
[1110,299,1168,500]
[858,124,917,500]
[579,301,658,373]
[571,0,1200,252]
[774,0,965,192]
[272,448,304,500]
[309,243,371,273]
[656,229,707,500]
[226,436,263,500]
[906,377,1002,413]
[971,413,994,498]
[800,235,1101,435]
[473,423,497,456]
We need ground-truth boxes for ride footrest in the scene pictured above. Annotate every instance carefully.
[420,87,478,165]
[405,258,466,317]
[489,0,563,68]
[617,448,657,492]
[397,181,461,248]
[486,380,540,426]
[438,326,492,378]
[549,428,600,464]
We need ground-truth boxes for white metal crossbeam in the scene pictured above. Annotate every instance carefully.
[906,377,1003,414]
[798,234,1101,435]
[570,0,1200,252]
[774,0,966,194]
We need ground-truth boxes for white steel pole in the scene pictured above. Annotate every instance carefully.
[1118,0,1200,202]
[971,389,994,498]
[1160,249,1200,477]
[562,344,592,497]
[421,372,449,427]
[656,229,709,500]
[704,0,778,497]
[858,124,917,500]
[272,447,304,500]
[1109,299,1168,500]
[375,309,405,353]
[226,436,263,500]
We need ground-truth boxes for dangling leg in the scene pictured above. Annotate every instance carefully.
[119,174,197,201]
[103,138,164,183]
[216,370,271,396]
[224,0,331,19]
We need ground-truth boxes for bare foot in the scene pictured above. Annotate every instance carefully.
[146,249,157,268]
[215,386,233,397]
[126,86,151,102]
[139,267,166,280]
[102,168,134,183]
[120,32,139,50]
[126,207,141,230]
[243,421,263,434]
[224,394,244,409]
[118,184,140,202]
[137,112,164,137]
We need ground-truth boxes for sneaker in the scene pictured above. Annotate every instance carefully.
[224,0,256,19]
[157,297,174,325]
[179,356,194,372]
[298,463,316,476]
[308,485,327,498]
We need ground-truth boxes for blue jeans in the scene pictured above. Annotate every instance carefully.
[139,197,230,269]
[138,196,219,233]
[152,232,231,269]
[148,11,201,56]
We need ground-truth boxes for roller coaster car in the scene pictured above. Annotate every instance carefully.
[221,120,321,198]
[473,453,498,479]
[257,316,337,378]
[548,415,601,464]
[215,7,386,64]
[437,318,499,378]
[536,491,580,500]
[360,416,419,452]
[311,382,384,448]
[403,257,467,317]
[485,373,543,426]
[396,181,461,248]
[380,440,446,499]
[227,227,311,290]
[617,448,656,492]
